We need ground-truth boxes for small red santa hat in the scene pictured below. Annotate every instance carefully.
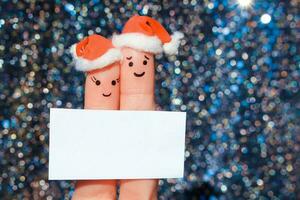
[112,15,183,55]
[70,34,122,72]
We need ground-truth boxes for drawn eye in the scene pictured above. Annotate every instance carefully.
[143,60,147,65]
[91,76,101,86]
[111,80,116,86]
[129,61,133,67]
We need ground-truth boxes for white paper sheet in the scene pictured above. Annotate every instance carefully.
[48,108,186,180]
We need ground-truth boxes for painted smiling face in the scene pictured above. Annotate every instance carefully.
[84,63,120,110]
[120,47,155,95]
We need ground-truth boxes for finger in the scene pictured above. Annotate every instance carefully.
[72,180,117,200]
[113,14,182,199]
[75,65,120,198]
[119,47,158,199]
[73,65,120,199]
[119,179,158,200]
[71,35,121,199]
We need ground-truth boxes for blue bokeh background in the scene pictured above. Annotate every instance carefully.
[0,0,299,199]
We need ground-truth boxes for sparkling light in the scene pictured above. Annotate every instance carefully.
[261,13,272,24]
[0,1,299,200]
[237,0,253,8]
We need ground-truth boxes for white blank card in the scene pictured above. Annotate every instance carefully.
[49,108,186,180]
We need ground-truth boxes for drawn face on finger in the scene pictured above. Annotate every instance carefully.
[120,47,155,94]
[84,63,120,109]
[90,76,118,97]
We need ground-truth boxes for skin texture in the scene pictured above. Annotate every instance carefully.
[84,64,120,110]
[119,47,158,200]
[72,63,120,200]
[72,180,117,200]
[120,47,155,110]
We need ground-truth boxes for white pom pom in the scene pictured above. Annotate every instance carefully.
[163,32,184,55]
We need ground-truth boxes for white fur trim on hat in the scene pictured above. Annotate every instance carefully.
[70,47,122,72]
[163,32,184,55]
[70,44,78,59]
[112,33,163,54]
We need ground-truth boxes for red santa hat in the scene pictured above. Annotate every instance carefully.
[112,15,183,55]
[70,34,122,72]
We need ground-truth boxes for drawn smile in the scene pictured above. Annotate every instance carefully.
[134,72,145,77]
[102,93,111,97]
